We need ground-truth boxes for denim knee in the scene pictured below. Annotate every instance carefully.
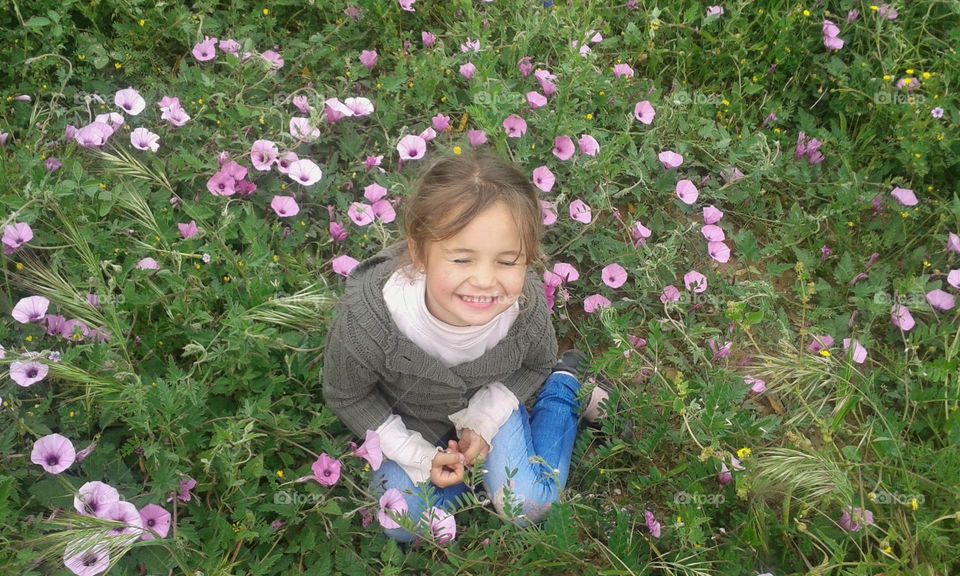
[490,478,560,526]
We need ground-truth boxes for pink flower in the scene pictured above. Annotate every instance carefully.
[74,122,114,148]
[378,488,408,529]
[373,200,396,223]
[139,504,172,540]
[745,376,767,394]
[424,506,456,544]
[706,5,724,18]
[136,257,159,270]
[3,222,33,254]
[192,36,217,61]
[613,64,634,78]
[332,255,360,277]
[634,101,656,124]
[467,129,487,148]
[176,221,197,240]
[289,117,320,141]
[251,140,279,171]
[709,339,732,360]
[877,4,898,20]
[839,507,874,532]
[461,38,480,53]
[660,285,681,304]
[926,289,955,312]
[63,539,110,576]
[891,304,915,331]
[948,269,960,290]
[287,159,323,186]
[292,95,311,114]
[172,476,197,503]
[532,166,555,192]
[552,262,580,283]
[260,50,284,70]
[708,241,731,263]
[701,225,725,242]
[31,433,76,474]
[517,56,533,78]
[948,233,960,254]
[207,171,236,196]
[420,127,437,141]
[364,183,388,203]
[12,295,50,323]
[890,187,917,206]
[718,462,732,485]
[842,338,868,364]
[114,87,146,115]
[676,180,699,205]
[344,97,374,117]
[569,199,592,223]
[422,31,436,48]
[601,264,628,289]
[659,151,683,169]
[100,501,143,536]
[808,335,834,355]
[270,196,300,218]
[397,135,427,161]
[584,294,612,313]
[218,39,240,55]
[644,511,661,538]
[502,115,527,138]
[630,221,651,247]
[684,270,707,293]
[459,62,477,80]
[721,167,744,184]
[158,96,180,112]
[398,0,416,12]
[324,98,353,123]
[348,430,383,471]
[540,201,557,226]
[308,453,342,486]
[527,91,547,109]
[130,127,159,152]
[161,104,190,127]
[75,481,120,516]
[329,221,348,243]
[365,154,385,172]
[822,20,845,52]
[553,136,575,161]
[703,205,724,224]
[10,361,48,387]
[359,50,378,70]
[432,113,450,132]
[578,134,600,156]
[348,202,375,226]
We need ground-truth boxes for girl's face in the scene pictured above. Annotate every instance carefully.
[410,202,528,327]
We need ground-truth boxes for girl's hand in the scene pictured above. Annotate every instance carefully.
[430,440,466,488]
[458,428,490,468]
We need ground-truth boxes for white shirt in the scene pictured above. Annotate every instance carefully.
[375,265,521,484]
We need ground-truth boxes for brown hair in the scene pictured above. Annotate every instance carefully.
[398,151,545,274]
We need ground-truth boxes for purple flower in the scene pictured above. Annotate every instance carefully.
[308,453,341,486]
[74,122,114,148]
[31,433,76,474]
[931,107,944,119]
[45,157,62,173]
[644,510,661,538]
[359,50,378,71]
[3,222,33,254]
[130,128,160,152]
[139,504,172,540]
[378,488,409,529]
[171,476,197,503]
[192,36,217,62]
[12,295,50,324]
[10,361,49,387]
[423,506,456,544]
[75,481,120,516]
[839,507,874,532]
[114,87,146,115]
[63,539,110,576]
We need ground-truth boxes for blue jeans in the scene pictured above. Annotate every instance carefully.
[368,372,582,543]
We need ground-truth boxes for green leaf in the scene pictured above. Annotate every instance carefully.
[24,16,51,28]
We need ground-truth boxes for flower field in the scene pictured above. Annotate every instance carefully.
[1,1,959,574]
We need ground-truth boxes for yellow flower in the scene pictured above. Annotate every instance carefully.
[870,5,879,11]
[937,133,945,141]
[922,72,931,80]
[138,19,145,27]
[773,127,781,134]
[272,255,280,263]
[802,9,811,17]
[376,82,383,89]
[114,62,122,70]
[259,116,265,125]
[197,98,204,105]
[262,8,269,16]
[276,469,284,478]
[905,68,914,75]
[751,75,758,83]
[363,463,371,472]
[757,8,764,14]
[223,275,231,283]
[598,90,605,96]
[194,263,201,270]
[280,183,286,190]
[736,447,752,459]
[868,492,877,502]
[584,113,593,120]
[900,211,909,219]
[440,96,447,103]
[923,260,931,268]
[407,81,413,89]
[913,152,921,159]
[820,349,832,358]
[238,260,245,269]
[453,146,462,155]
[15,262,24,271]
[722,99,730,106]
[69,411,75,417]
[78,54,86,61]
[25,335,33,342]
[299,220,305,227]
[846,221,855,228]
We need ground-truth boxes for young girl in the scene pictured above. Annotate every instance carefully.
[322,152,608,544]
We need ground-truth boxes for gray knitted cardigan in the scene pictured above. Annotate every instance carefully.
[321,240,559,444]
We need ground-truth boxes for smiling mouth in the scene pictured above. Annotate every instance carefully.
[459,295,496,303]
